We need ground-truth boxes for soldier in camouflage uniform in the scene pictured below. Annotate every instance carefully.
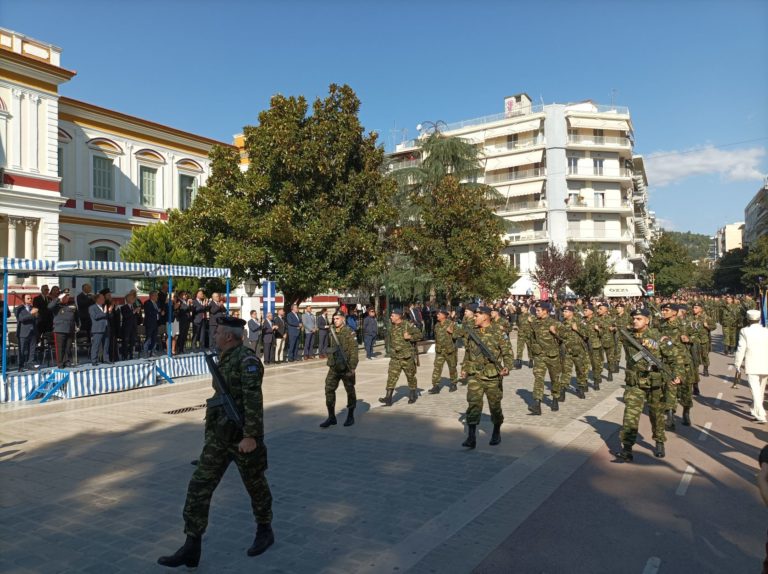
[658,303,693,430]
[515,303,533,369]
[596,302,617,379]
[319,312,359,428]
[461,306,514,448]
[614,308,684,462]
[379,309,423,406]
[429,308,460,394]
[582,305,605,389]
[528,301,563,415]
[691,301,715,377]
[158,317,273,568]
[613,302,631,370]
[720,295,741,355]
[557,304,590,399]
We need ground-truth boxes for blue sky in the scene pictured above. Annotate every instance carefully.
[3,0,766,236]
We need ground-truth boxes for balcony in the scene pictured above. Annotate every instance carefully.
[567,167,633,179]
[567,135,631,148]
[485,136,544,155]
[505,230,549,243]
[567,199,633,212]
[569,231,633,243]
[497,199,548,215]
[485,167,546,184]
[388,158,422,172]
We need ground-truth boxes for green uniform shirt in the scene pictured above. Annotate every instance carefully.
[209,344,265,439]
[434,319,458,354]
[389,321,423,359]
[462,323,514,378]
[327,324,359,372]
[530,315,560,358]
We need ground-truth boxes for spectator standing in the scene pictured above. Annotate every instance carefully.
[248,310,262,356]
[273,309,286,362]
[176,291,192,355]
[89,292,111,365]
[261,312,275,363]
[32,285,52,340]
[120,291,141,360]
[191,290,209,350]
[363,308,378,360]
[143,291,161,358]
[409,303,424,333]
[49,292,78,368]
[15,293,38,371]
[208,293,226,352]
[302,305,318,360]
[317,308,330,358]
[76,283,94,338]
[286,304,302,362]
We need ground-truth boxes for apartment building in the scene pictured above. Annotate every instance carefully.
[388,93,657,297]
[713,222,745,259]
[744,179,768,247]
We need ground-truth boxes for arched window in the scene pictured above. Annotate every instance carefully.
[135,149,166,207]
[176,158,203,210]
[88,138,123,202]
[90,243,116,293]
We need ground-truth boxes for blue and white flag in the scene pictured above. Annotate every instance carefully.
[262,281,276,317]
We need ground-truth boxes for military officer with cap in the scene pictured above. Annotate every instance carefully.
[556,304,590,399]
[582,304,605,388]
[658,302,691,429]
[319,312,359,428]
[158,316,274,568]
[461,305,514,448]
[379,308,423,406]
[614,308,684,462]
[429,308,460,394]
[528,301,562,415]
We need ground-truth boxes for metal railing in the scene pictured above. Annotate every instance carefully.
[485,167,546,184]
[505,230,549,242]
[569,231,633,241]
[499,199,548,213]
[388,158,422,171]
[486,136,544,153]
[567,199,632,209]
[567,135,631,147]
[566,167,633,178]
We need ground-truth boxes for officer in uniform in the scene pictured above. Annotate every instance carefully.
[658,303,691,430]
[429,308,460,394]
[613,302,630,369]
[614,308,683,462]
[582,304,605,389]
[557,304,590,399]
[319,312,359,428]
[48,291,78,368]
[515,303,534,370]
[158,317,273,568]
[529,301,562,415]
[379,309,423,406]
[461,306,514,448]
[691,301,715,378]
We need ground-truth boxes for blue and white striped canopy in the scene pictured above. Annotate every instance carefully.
[1,258,57,273]
[1,258,230,279]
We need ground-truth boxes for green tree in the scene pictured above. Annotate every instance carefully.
[713,247,748,292]
[692,260,715,291]
[173,84,396,306]
[662,230,711,261]
[530,245,582,295]
[647,233,696,295]
[742,235,768,290]
[570,249,613,298]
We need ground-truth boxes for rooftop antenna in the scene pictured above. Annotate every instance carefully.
[610,88,617,109]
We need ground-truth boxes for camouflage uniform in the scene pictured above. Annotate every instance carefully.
[386,321,423,390]
[183,344,272,537]
[557,316,590,393]
[691,310,714,369]
[596,311,617,372]
[325,324,359,409]
[614,310,631,367]
[431,319,459,388]
[516,311,533,364]
[619,327,685,449]
[531,314,562,400]
[583,315,604,381]
[720,302,741,351]
[462,323,515,425]
[658,317,690,411]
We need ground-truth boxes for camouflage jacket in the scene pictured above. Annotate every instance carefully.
[583,315,602,348]
[434,319,458,355]
[557,317,588,356]
[720,303,741,327]
[614,312,631,332]
[389,321,423,359]
[530,316,560,358]
[327,324,359,372]
[208,344,264,439]
[517,313,533,340]
[595,313,615,346]
[461,323,515,379]
[658,318,691,366]
[689,312,714,345]
[492,316,511,335]
[624,327,686,384]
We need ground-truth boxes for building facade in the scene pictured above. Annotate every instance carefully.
[388,94,657,297]
[713,222,745,259]
[744,179,768,247]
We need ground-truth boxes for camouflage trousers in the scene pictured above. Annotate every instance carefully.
[325,369,356,409]
[517,337,531,361]
[602,341,617,369]
[665,370,693,410]
[588,348,605,379]
[619,383,665,447]
[183,424,272,537]
[701,345,710,368]
[560,352,589,390]
[532,355,562,400]
[432,351,458,386]
[465,375,503,425]
[386,356,417,390]
[722,326,738,348]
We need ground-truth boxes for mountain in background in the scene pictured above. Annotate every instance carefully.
[661,230,711,261]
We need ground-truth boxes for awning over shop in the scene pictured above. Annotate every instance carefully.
[482,119,542,140]
[567,117,631,131]
[603,283,643,297]
[485,149,544,171]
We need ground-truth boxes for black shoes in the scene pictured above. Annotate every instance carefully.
[593,381,601,391]
[247,523,275,557]
[343,407,355,427]
[576,387,586,399]
[614,446,633,462]
[462,424,477,449]
[378,389,393,406]
[157,535,201,568]
[559,389,566,402]
[682,407,691,426]
[665,409,676,431]
[702,367,709,377]
[528,400,542,415]
[408,389,418,404]
[654,441,665,458]
[693,383,701,396]
[607,371,613,382]
[513,359,522,370]
[319,405,337,428]
[529,359,535,369]
[449,382,458,392]
[428,386,440,395]
[489,424,501,446]
[551,398,559,412]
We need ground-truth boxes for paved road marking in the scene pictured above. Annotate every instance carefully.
[676,465,696,496]
[714,392,723,406]
[698,422,712,442]
[642,556,662,574]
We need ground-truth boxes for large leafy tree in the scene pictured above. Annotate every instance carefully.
[742,235,768,290]
[647,233,696,295]
[530,245,582,295]
[713,247,748,292]
[173,84,396,306]
[570,249,613,298]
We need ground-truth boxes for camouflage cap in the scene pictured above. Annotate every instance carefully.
[218,316,246,328]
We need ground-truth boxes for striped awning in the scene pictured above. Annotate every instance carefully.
[55,260,231,278]
[1,258,57,273]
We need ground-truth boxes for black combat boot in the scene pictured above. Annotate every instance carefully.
[449,382,458,392]
[529,358,535,369]
[378,389,393,406]
[612,364,620,373]
[428,385,440,394]
[576,387,586,399]
[665,409,676,431]
[559,388,566,402]
[702,367,709,377]
[408,389,418,404]
[513,359,522,370]
[319,405,337,428]
[489,424,501,446]
[551,397,559,412]
[247,523,275,557]
[682,407,691,426]
[343,406,355,427]
[462,424,477,448]
[528,400,542,415]
[654,441,665,458]
[593,380,601,391]
[157,534,201,568]
[606,370,613,382]
[693,383,701,396]
[614,445,633,462]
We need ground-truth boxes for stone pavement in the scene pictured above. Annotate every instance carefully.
[0,331,740,573]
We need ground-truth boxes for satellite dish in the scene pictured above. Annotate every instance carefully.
[416,123,422,132]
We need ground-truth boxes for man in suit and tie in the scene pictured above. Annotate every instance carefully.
[76,283,95,338]
[317,308,330,359]
[734,309,768,423]
[15,293,38,371]
[120,291,141,360]
[143,291,161,358]
[261,312,275,364]
[176,291,192,355]
[409,303,424,333]
[302,305,318,360]
[286,304,302,362]
[248,310,262,356]
[191,290,209,350]
[32,285,52,340]
[89,292,111,365]
[208,293,226,351]
[274,308,287,363]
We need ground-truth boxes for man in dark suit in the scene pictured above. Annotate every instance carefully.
[191,290,209,350]
[120,291,142,360]
[247,310,262,356]
[409,303,424,333]
[261,312,275,364]
[208,293,226,351]
[274,309,287,363]
[363,307,378,360]
[49,292,78,368]
[15,293,38,371]
[176,291,192,355]
[143,290,161,358]
[286,304,302,362]
[89,292,111,365]
[76,283,95,338]
[317,308,330,358]
[32,285,52,340]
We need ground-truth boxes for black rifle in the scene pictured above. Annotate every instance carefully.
[328,326,349,372]
[618,327,675,403]
[467,329,504,376]
[204,352,244,430]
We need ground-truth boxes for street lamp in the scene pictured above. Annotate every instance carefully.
[242,278,258,297]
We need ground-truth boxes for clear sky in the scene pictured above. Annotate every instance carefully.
[3,0,766,236]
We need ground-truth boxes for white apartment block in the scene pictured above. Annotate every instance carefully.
[713,222,745,259]
[388,94,657,297]
[744,179,767,247]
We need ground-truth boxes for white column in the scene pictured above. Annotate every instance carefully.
[0,111,8,169]
[27,94,40,173]
[10,89,23,170]
[7,216,19,283]
[23,219,35,285]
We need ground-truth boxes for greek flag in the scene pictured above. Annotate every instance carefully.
[262,281,276,317]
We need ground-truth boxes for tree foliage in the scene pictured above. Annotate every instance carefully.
[742,235,768,290]
[713,247,748,292]
[530,245,582,294]
[692,260,715,292]
[647,233,696,295]
[172,84,396,306]
[662,230,711,260]
[570,249,613,298]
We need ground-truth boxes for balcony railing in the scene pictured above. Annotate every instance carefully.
[506,230,549,242]
[566,167,633,178]
[486,136,544,153]
[567,135,631,147]
[388,158,422,171]
[485,167,546,184]
[567,199,632,210]
[570,231,633,242]
[498,200,548,213]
